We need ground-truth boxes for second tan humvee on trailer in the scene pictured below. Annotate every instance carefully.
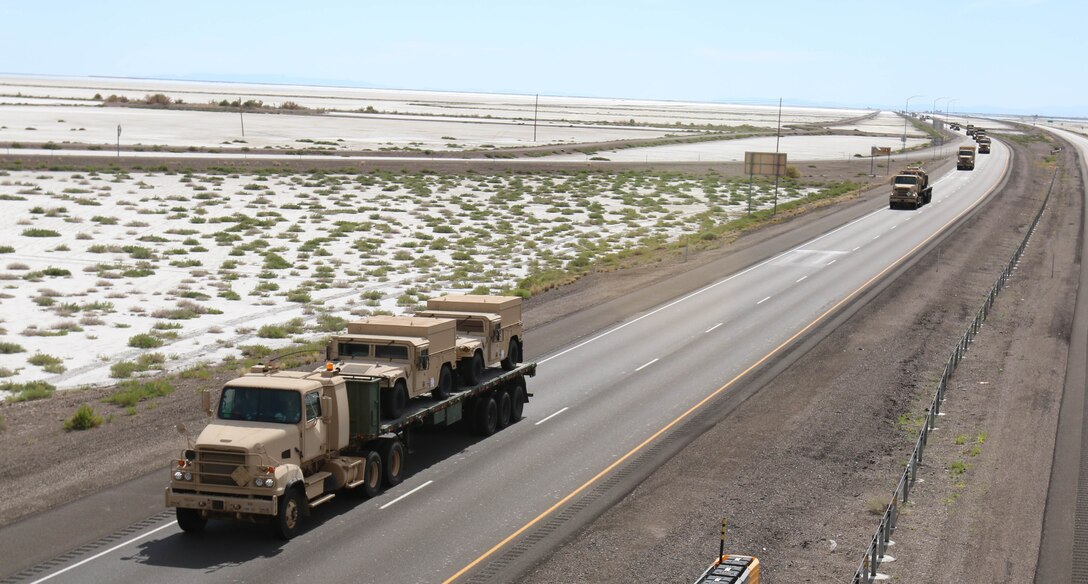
[418,294,524,385]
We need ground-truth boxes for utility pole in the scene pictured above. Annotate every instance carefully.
[773,97,782,215]
[239,97,245,138]
[533,94,539,142]
[116,124,121,157]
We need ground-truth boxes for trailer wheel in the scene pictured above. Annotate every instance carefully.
[351,451,382,498]
[176,508,207,534]
[273,487,305,540]
[382,380,408,419]
[473,393,499,436]
[379,439,406,487]
[500,338,520,371]
[432,364,454,400]
[495,389,512,430]
[460,351,484,386]
[509,379,526,423]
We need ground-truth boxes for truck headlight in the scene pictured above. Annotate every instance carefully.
[174,471,183,481]
[256,477,274,487]
[183,472,192,481]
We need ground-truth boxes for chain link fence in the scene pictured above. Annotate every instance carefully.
[852,167,1059,583]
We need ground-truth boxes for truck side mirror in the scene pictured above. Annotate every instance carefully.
[418,354,430,370]
[493,326,502,342]
[320,395,333,423]
[201,389,212,417]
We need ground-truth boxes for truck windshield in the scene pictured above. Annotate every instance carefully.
[893,176,918,185]
[374,344,409,360]
[219,387,302,424]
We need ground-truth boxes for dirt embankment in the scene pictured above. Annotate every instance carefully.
[516,136,1079,582]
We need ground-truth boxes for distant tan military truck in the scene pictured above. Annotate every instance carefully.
[977,136,992,154]
[889,166,932,210]
[166,360,536,539]
[417,294,524,385]
[325,315,458,418]
[958,145,977,170]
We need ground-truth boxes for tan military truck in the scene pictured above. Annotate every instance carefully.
[978,135,992,154]
[416,294,524,385]
[958,144,977,170]
[325,315,458,418]
[166,360,536,539]
[889,166,932,210]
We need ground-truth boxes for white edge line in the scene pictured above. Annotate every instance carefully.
[379,480,434,510]
[634,358,658,372]
[757,296,771,305]
[534,406,569,426]
[28,521,176,584]
[705,323,723,333]
[536,208,884,365]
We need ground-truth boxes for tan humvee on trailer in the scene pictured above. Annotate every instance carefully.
[417,294,524,385]
[325,315,457,418]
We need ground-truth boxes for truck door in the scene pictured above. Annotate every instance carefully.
[301,390,327,461]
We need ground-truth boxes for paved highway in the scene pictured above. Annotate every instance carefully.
[0,138,1010,584]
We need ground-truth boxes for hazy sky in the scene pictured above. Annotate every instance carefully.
[2,0,1083,115]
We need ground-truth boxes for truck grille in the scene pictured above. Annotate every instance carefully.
[196,449,247,486]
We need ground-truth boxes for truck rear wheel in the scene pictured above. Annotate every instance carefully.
[500,339,520,371]
[176,508,207,534]
[460,351,484,386]
[382,380,408,419]
[495,389,512,430]
[432,365,454,400]
[472,393,498,436]
[352,451,382,498]
[509,379,527,423]
[273,487,305,540]
[379,439,406,487]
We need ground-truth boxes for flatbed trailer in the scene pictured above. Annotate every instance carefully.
[346,362,537,441]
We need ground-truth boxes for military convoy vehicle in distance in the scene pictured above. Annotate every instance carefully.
[417,294,524,385]
[977,135,992,154]
[958,145,977,170]
[325,315,458,418]
[889,166,932,210]
[166,360,536,539]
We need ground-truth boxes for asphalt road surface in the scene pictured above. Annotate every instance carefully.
[0,141,1010,584]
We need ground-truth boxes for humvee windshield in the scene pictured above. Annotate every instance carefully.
[219,387,302,424]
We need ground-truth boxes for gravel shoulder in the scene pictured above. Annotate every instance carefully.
[516,136,1078,582]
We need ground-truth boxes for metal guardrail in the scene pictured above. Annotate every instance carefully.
[851,167,1059,583]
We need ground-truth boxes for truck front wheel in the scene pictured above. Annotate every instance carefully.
[382,380,408,419]
[176,508,207,534]
[500,339,521,371]
[460,351,484,386]
[273,488,305,539]
[350,451,382,499]
[432,365,454,400]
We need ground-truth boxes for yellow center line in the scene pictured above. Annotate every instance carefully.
[442,149,1009,584]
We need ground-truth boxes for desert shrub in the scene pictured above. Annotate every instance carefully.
[0,245,14,253]
[110,360,138,378]
[316,313,346,332]
[27,353,65,373]
[64,404,103,431]
[41,267,71,277]
[3,380,56,402]
[0,342,25,354]
[258,324,287,338]
[263,252,291,269]
[22,229,60,237]
[104,379,174,408]
[128,333,164,348]
[286,289,311,303]
[145,93,172,105]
